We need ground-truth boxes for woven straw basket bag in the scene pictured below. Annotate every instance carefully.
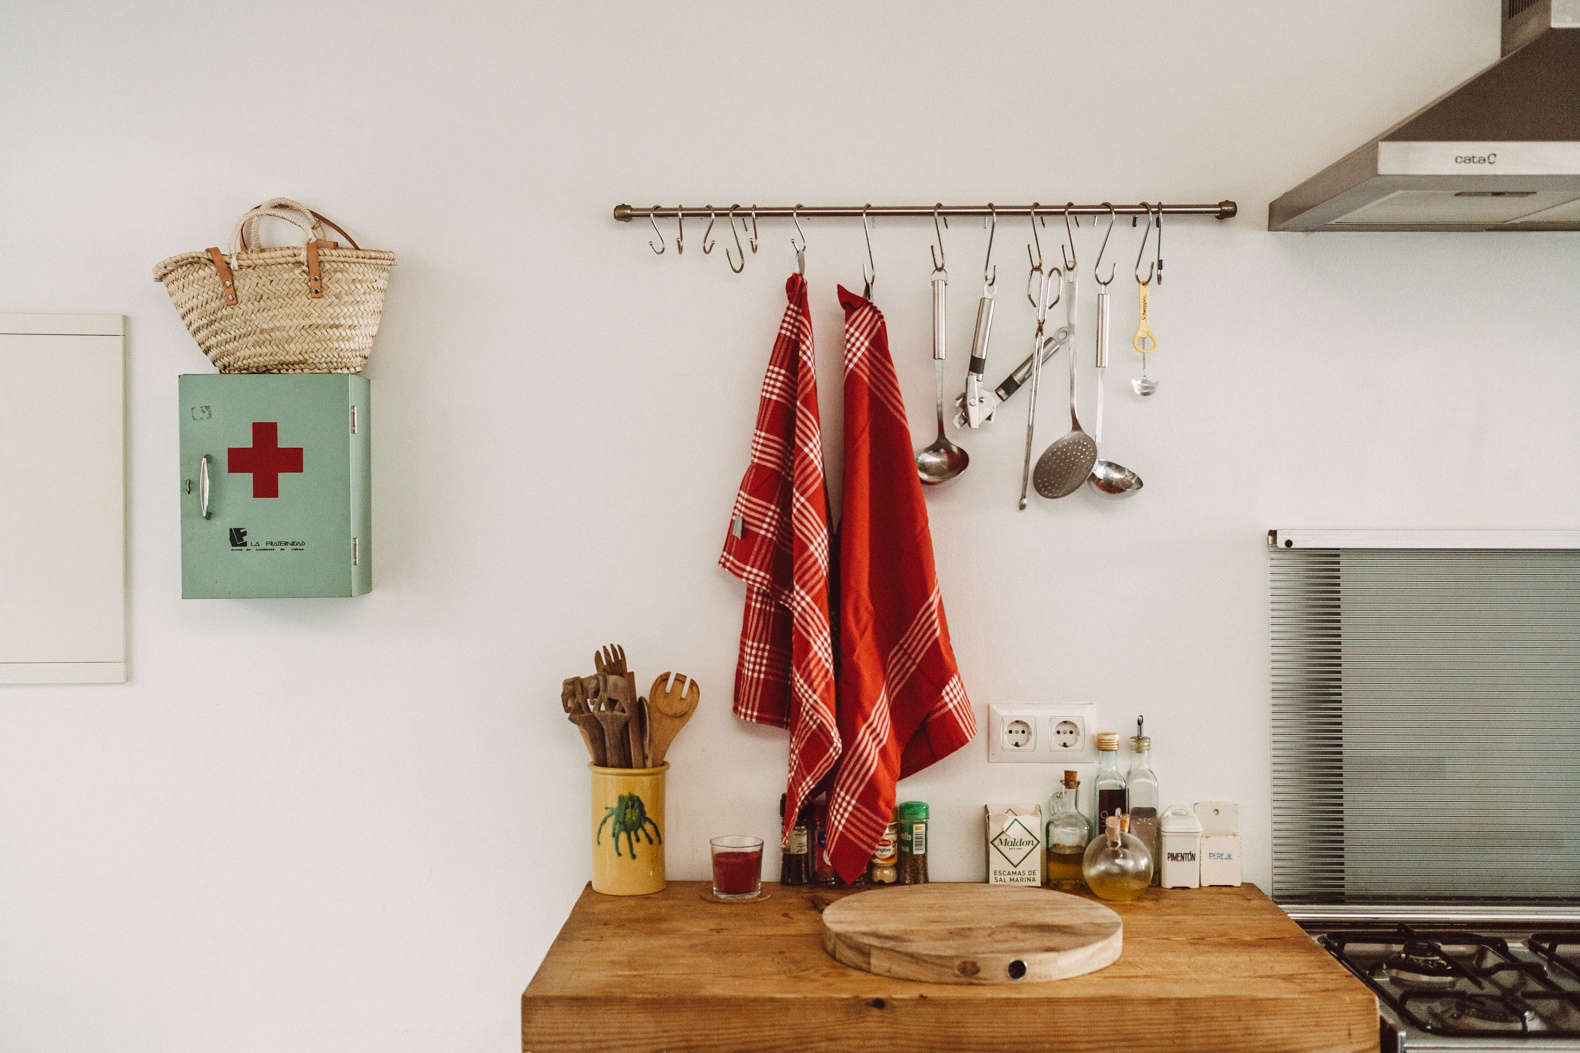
[154,198,395,373]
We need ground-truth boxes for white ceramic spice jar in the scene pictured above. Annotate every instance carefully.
[1158,804,1202,889]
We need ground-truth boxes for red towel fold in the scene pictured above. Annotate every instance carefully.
[719,274,840,846]
[825,285,976,883]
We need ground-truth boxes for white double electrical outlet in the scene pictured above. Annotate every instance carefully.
[986,702,1098,764]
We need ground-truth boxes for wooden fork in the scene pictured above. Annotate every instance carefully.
[646,672,700,765]
[592,644,628,679]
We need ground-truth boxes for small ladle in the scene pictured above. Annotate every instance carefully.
[917,226,968,486]
[1089,459,1143,495]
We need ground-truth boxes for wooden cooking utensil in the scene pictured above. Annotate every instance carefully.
[591,675,633,768]
[821,884,1122,985]
[561,676,606,764]
[646,672,700,766]
[626,695,648,768]
[593,644,628,678]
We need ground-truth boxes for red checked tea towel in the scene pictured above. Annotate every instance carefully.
[719,273,840,846]
[825,285,976,882]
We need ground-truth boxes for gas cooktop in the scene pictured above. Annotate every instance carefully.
[1299,919,1580,1050]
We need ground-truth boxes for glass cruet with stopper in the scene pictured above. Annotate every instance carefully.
[1044,769,1091,890]
[1082,813,1153,901]
[1126,715,1160,884]
[1092,731,1127,840]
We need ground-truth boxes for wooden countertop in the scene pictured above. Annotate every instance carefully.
[521,882,1377,1052]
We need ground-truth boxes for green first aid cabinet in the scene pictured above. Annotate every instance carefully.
[180,374,370,598]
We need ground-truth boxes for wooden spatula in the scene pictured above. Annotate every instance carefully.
[646,672,700,765]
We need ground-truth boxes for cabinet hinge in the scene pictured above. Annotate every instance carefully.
[350,405,359,435]
[352,536,360,566]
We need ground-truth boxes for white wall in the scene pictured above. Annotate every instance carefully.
[3,0,1577,1049]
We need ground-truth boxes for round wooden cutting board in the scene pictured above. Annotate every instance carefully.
[820,883,1122,985]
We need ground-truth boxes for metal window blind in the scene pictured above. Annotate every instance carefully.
[1270,538,1580,904]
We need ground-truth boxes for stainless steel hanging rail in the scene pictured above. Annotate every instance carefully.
[614,201,1237,221]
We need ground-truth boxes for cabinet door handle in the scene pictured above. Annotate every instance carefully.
[199,455,212,520]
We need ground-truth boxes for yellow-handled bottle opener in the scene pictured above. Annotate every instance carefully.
[1132,279,1158,354]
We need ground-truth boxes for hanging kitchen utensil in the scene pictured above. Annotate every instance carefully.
[915,207,969,486]
[961,207,998,430]
[953,324,1070,428]
[1131,204,1160,397]
[1085,207,1144,496]
[1031,265,1098,500]
[647,672,700,766]
[1019,206,1057,510]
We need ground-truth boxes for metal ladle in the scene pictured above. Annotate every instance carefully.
[1087,259,1143,497]
[917,208,969,486]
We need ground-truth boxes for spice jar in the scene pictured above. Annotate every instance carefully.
[779,794,810,887]
[897,801,929,885]
[868,820,899,885]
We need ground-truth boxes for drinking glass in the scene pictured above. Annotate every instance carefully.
[709,835,764,900]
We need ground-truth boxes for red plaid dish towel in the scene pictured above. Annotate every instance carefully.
[825,285,976,882]
[719,273,839,846]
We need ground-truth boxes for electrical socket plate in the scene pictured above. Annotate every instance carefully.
[986,702,1099,764]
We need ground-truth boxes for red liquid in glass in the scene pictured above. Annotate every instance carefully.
[712,849,762,895]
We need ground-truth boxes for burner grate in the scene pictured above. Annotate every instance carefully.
[1320,923,1580,1038]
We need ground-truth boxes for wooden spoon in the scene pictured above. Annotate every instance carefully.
[646,672,700,765]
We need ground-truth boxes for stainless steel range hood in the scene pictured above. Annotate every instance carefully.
[1268,0,1580,231]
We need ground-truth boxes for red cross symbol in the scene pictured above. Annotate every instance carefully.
[227,421,304,499]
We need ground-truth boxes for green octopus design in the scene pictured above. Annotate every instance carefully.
[597,792,662,859]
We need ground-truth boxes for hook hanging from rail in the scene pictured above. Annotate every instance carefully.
[930,204,949,273]
[702,207,717,255]
[789,206,807,276]
[1134,202,1155,284]
[1093,203,1117,286]
[647,206,666,255]
[1153,202,1164,285]
[744,205,759,254]
[861,206,877,298]
[674,208,685,255]
[1061,203,1079,271]
[724,205,746,274]
[981,205,997,290]
[1025,204,1046,307]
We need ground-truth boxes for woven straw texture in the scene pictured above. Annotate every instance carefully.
[153,203,395,374]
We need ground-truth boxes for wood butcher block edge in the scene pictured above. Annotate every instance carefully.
[820,884,1123,984]
[522,882,1379,1053]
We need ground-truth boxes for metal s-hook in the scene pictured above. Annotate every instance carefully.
[675,207,685,255]
[1093,202,1117,286]
[861,206,877,298]
[1153,202,1164,285]
[646,205,666,255]
[930,203,948,273]
[724,205,746,274]
[745,205,759,254]
[701,207,717,255]
[1134,202,1156,284]
[789,206,807,276]
[1025,203,1046,307]
[981,205,997,291]
[1061,202,1079,271]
